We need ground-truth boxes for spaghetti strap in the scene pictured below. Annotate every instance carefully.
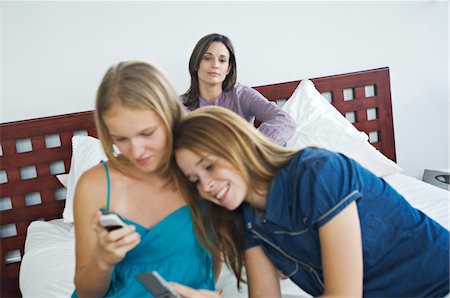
[101,160,111,211]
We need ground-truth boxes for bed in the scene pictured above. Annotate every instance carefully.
[1,67,448,297]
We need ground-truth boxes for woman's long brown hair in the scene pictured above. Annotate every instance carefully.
[173,106,299,287]
[182,33,237,110]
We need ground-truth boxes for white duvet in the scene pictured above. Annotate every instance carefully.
[19,173,449,298]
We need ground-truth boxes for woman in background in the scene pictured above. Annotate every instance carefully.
[72,61,216,297]
[181,33,295,146]
[171,106,449,298]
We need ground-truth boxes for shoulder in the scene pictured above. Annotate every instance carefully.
[234,83,257,96]
[77,162,106,188]
[233,83,268,108]
[274,148,362,191]
[75,162,108,206]
[284,148,342,175]
[270,149,363,227]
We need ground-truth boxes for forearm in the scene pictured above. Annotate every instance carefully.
[256,106,296,145]
[245,247,281,298]
[258,114,296,145]
[244,86,296,145]
[74,254,114,297]
[248,283,281,298]
[320,289,362,298]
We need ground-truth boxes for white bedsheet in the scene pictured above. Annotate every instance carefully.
[19,173,449,297]
[383,173,449,230]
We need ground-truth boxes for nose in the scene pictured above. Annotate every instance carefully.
[199,174,214,194]
[211,58,219,69]
[129,139,144,159]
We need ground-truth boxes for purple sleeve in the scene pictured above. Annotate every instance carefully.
[237,84,296,145]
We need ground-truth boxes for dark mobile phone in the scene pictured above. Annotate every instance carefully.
[136,271,180,298]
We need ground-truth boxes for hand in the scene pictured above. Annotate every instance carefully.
[91,210,141,266]
[170,282,222,298]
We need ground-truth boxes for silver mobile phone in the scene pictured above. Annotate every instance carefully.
[136,271,180,298]
[99,210,127,231]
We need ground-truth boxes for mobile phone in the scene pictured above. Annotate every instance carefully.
[99,210,127,231]
[136,271,180,298]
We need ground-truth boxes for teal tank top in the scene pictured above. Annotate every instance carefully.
[72,161,215,297]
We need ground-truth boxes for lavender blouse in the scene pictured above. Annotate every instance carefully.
[184,83,296,145]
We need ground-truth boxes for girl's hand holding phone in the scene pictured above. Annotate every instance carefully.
[91,210,141,266]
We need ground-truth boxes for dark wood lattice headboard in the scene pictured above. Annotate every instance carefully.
[0,67,395,297]
[253,67,395,162]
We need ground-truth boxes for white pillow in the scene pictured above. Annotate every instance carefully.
[62,136,107,223]
[282,79,401,177]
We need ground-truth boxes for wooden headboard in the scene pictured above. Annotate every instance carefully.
[0,67,395,297]
[253,67,395,162]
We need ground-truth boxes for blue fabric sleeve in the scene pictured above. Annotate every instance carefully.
[243,225,260,250]
[294,150,363,228]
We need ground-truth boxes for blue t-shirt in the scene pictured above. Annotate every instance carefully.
[243,148,449,297]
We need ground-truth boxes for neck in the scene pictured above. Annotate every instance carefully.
[199,82,223,102]
[117,156,168,186]
[246,190,268,210]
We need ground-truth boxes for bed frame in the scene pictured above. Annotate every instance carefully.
[0,67,395,297]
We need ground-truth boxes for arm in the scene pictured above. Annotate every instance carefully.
[73,169,140,297]
[245,246,281,298]
[240,86,296,145]
[318,201,363,297]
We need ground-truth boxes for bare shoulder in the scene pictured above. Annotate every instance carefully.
[75,162,108,208]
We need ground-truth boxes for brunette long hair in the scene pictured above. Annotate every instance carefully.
[182,33,237,110]
[173,106,298,286]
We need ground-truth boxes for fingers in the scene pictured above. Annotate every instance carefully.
[91,210,141,265]
[100,225,140,250]
[170,282,222,298]
[105,225,138,242]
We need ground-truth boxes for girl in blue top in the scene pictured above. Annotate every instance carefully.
[171,106,449,297]
[72,61,215,297]
[181,33,295,145]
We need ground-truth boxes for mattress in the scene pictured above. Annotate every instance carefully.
[19,173,449,297]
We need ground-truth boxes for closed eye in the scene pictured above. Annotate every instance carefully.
[112,137,127,143]
[141,129,155,137]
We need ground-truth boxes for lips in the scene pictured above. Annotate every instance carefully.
[208,72,220,76]
[136,156,152,166]
[215,183,229,201]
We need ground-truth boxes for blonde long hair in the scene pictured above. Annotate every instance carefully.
[173,106,298,286]
[95,61,184,184]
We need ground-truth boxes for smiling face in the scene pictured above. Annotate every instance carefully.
[197,41,231,88]
[175,148,247,210]
[103,103,168,173]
